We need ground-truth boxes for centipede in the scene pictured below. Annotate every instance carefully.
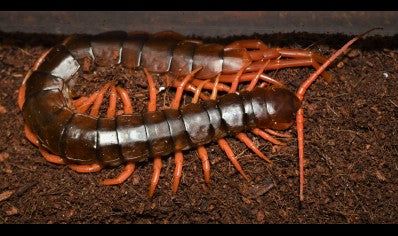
[18,29,376,201]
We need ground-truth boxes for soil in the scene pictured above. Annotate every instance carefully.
[0,31,397,224]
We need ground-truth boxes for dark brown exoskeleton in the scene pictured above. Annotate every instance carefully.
[18,30,372,201]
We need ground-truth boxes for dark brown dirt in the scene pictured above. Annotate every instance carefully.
[0,31,397,224]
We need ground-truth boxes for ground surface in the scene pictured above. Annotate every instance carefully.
[0,31,397,224]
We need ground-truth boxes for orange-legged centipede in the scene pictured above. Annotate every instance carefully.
[18,30,374,201]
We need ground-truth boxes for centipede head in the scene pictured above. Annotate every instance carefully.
[251,86,301,131]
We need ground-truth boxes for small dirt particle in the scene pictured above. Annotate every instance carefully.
[256,209,266,223]
[0,152,10,162]
[5,206,19,216]
[337,62,345,68]
[375,170,387,182]
[348,49,361,58]
[0,190,14,202]
[0,105,6,114]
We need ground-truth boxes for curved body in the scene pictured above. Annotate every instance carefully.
[23,73,300,167]
[19,28,365,201]
[21,30,302,167]
[62,31,250,79]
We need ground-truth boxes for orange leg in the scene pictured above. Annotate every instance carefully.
[217,139,249,180]
[229,62,250,93]
[235,133,271,163]
[171,151,184,193]
[226,39,331,79]
[148,156,162,197]
[161,74,210,99]
[296,108,305,202]
[192,79,210,104]
[246,58,331,81]
[251,128,286,146]
[170,68,201,109]
[185,83,210,100]
[72,96,88,107]
[197,146,211,185]
[39,148,65,165]
[24,124,40,147]
[218,73,284,87]
[18,84,26,110]
[116,87,133,114]
[144,68,157,112]
[101,163,136,185]
[190,78,230,92]
[89,82,112,117]
[76,91,99,113]
[264,128,292,138]
[69,163,102,173]
[106,85,117,118]
[245,60,270,91]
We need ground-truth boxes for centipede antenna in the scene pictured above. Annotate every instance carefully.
[295,27,382,202]
[296,27,382,100]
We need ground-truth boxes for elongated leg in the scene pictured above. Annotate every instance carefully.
[197,146,211,185]
[192,79,210,104]
[245,60,270,91]
[171,152,184,193]
[235,133,271,163]
[76,91,99,113]
[217,139,249,180]
[89,82,112,116]
[226,39,331,79]
[184,83,210,100]
[264,128,292,138]
[229,62,250,93]
[101,85,136,185]
[296,108,305,202]
[170,68,201,108]
[101,163,135,185]
[24,124,40,147]
[72,96,88,107]
[251,128,286,146]
[148,157,162,197]
[105,85,117,118]
[247,58,331,81]
[39,148,65,164]
[18,84,26,110]
[116,87,133,114]
[190,79,230,92]
[144,68,164,197]
[69,163,102,173]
